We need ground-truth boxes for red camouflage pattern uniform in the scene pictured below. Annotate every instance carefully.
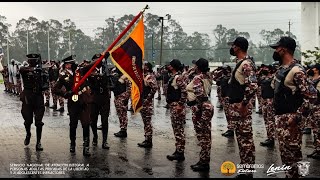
[114,77,131,130]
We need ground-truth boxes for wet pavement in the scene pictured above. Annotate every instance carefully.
[0,84,320,178]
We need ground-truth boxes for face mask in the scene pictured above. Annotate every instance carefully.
[307,69,315,77]
[272,51,282,62]
[261,70,269,75]
[229,47,236,56]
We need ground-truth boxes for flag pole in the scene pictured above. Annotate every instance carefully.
[73,5,149,92]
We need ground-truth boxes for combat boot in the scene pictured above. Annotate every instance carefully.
[307,150,320,159]
[83,137,91,157]
[190,162,209,171]
[102,126,109,149]
[24,125,31,145]
[35,126,43,151]
[70,141,76,153]
[56,107,64,112]
[303,128,312,134]
[167,151,185,161]
[260,139,275,147]
[50,105,57,110]
[137,140,153,148]
[114,129,127,138]
[222,129,234,137]
[102,141,110,149]
[44,102,49,107]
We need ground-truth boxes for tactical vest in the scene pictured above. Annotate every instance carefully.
[227,59,246,103]
[166,75,181,104]
[22,71,42,94]
[260,78,274,99]
[312,78,320,104]
[273,63,304,115]
[220,76,230,98]
[111,74,127,97]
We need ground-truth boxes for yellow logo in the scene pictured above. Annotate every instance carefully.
[221,161,236,176]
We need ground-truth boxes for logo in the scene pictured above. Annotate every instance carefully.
[297,161,310,177]
[266,164,292,176]
[221,161,236,176]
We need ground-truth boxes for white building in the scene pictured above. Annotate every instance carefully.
[301,2,320,62]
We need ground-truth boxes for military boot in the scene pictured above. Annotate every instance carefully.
[114,129,127,138]
[70,140,76,153]
[24,125,31,146]
[102,126,110,149]
[50,105,57,110]
[260,139,275,147]
[83,137,91,157]
[190,162,210,171]
[35,126,43,151]
[137,140,153,148]
[307,150,320,159]
[167,151,185,161]
[303,128,312,134]
[92,125,98,146]
[222,129,234,137]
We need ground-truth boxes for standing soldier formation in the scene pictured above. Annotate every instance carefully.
[166,59,187,161]
[227,37,257,178]
[270,36,317,178]
[187,58,214,171]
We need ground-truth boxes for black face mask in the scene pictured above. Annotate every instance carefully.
[261,70,269,75]
[307,69,315,77]
[229,47,236,56]
[272,51,282,62]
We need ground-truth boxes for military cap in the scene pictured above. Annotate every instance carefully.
[269,36,296,53]
[228,37,249,52]
[26,54,41,59]
[62,55,76,63]
[92,53,102,60]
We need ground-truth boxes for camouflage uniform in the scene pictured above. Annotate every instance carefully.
[187,72,214,165]
[155,70,162,99]
[114,76,131,131]
[260,74,276,141]
[167,72,187,153]
[1,66,9,91]
[272,60,317,178]
[140,71,158,143]
[227,56,257,174]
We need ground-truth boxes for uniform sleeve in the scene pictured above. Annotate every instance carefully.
[146,74,158,100]
[293,70,318,118]
[176,74,187,105]
[52,76,66,97]
[242,61,258,103]
[193,75,207,102]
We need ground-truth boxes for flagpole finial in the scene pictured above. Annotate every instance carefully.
[142,5,149,12]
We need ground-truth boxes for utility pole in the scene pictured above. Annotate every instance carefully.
[288,20,293,37]
[69,30,71,55]
[158,14,171,66]
[47,25,50,61]
[7,36,9,64]
[26,28,29,54]
[151,33,154,62]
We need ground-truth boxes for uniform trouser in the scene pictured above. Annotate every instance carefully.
[191,101,214,164]
[16,78,22,94]
[115,92,129,130]
[8,75,13,92]
[275,113,303,178]
[67,99,91,146]
[163,84,168,97]
[221,96,234,130]
[49,81,58,106]
[91,94,110,142]
[256,86,262,112]
[261,98,276,140]
[4,77,9,90]
[217,86,222,105]
[229,101,255,172]
[21,91,45,128]
[140,99,154,141]
[169,103,186,153]
[156,80,162,97]
[308,106,320,151]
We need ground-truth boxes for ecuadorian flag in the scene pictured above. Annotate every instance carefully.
[109,16,144,114]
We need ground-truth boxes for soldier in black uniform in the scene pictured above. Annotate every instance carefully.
[53,55,93,156]
[88,53,111,149]
[19,54,47,151]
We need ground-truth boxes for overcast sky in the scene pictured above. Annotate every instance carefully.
[0,2,301,45]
